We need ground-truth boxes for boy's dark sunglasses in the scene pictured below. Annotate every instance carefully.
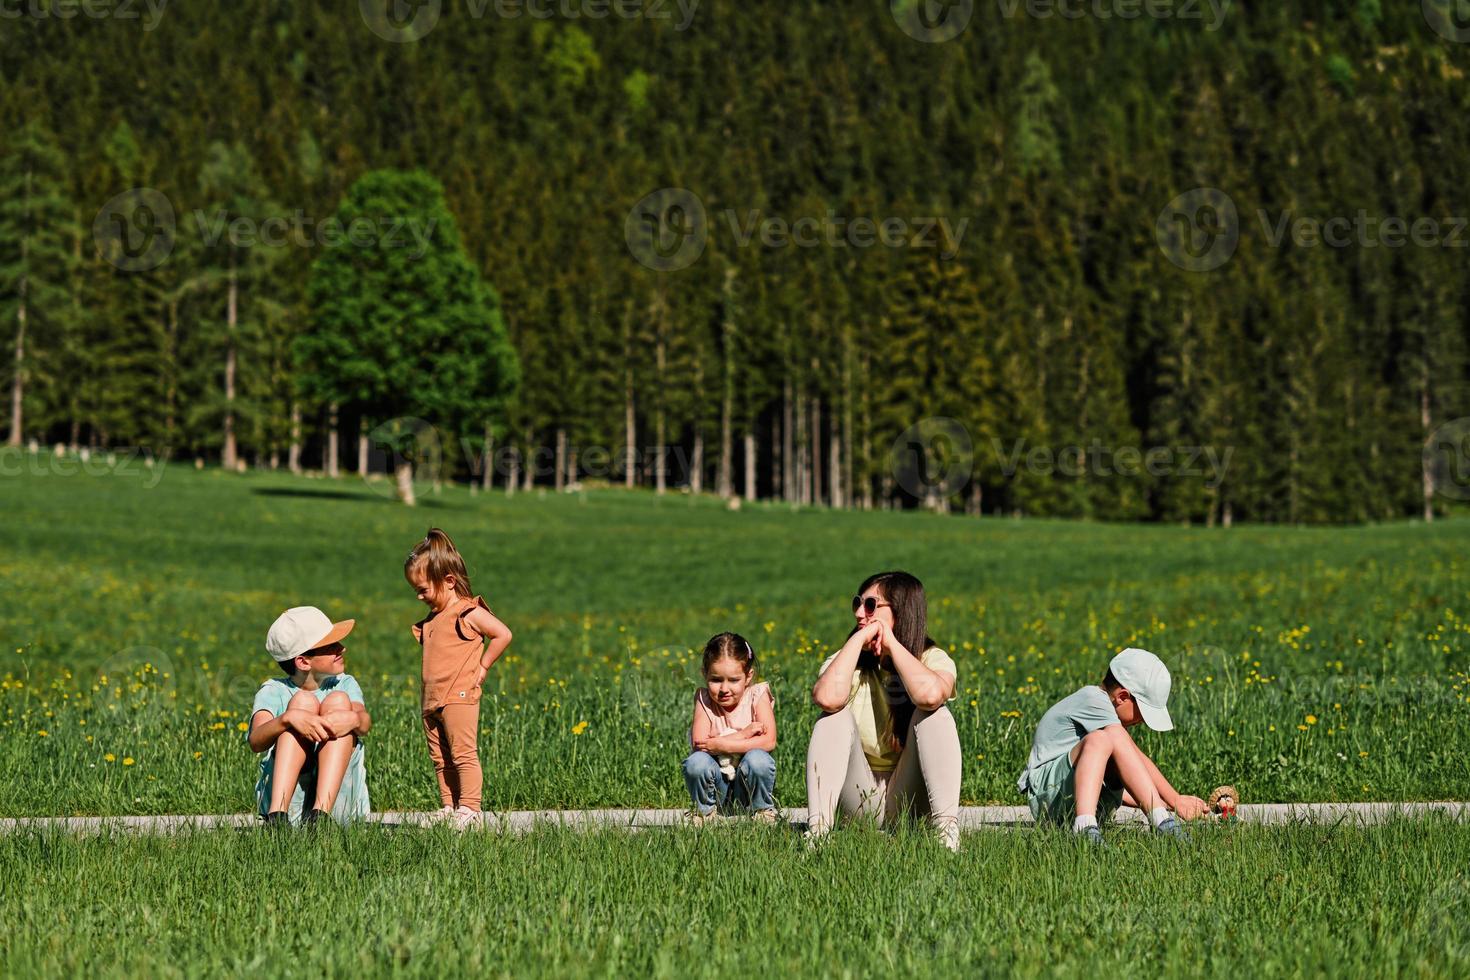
[851,596,891,615]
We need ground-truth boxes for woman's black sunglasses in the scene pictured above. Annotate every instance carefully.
[852,596,891,615]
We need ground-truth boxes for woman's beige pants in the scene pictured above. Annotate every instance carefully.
[805,705,961,847]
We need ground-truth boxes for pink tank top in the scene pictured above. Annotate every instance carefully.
[692,682,772,739]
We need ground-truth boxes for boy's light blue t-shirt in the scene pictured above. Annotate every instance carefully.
[1017,685,1120,794]
[246,674,370,822]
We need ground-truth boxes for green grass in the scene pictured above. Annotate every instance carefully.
[4,819,1470,977]
[0,461,1467,818]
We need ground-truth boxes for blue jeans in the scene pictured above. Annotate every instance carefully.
[682,749,776,815]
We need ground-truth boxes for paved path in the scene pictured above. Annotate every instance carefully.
[2,802,1467,835]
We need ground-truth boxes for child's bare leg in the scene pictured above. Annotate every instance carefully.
[311,691,355,813]
[1071,724,1164,820]
[268,691,320,813]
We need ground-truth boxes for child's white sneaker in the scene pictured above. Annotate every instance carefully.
[452,806,480,831]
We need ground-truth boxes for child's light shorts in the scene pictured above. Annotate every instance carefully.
[1026,750,1124,825]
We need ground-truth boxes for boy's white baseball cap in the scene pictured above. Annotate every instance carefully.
[266,606,355,663]
[1109,647,1173,731]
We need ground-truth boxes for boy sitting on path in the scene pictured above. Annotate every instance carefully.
[246,606,372,827]
[1018,647,1207,843]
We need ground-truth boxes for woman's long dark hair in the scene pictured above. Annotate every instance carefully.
[850,570,936,750]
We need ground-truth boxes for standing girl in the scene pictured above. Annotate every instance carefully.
[806,571,962,850]
[682,632,778,824]
[405,528,514,828]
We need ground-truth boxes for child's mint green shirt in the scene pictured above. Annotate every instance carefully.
[246,674,370,824]
[1017,685,1119,794]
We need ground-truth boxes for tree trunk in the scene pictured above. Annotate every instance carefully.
[567,445,578,489]
[357,417,369,477]
[967,480,982,516]
[481,423,494,491]
[521,432,534,491]
[829,420,843,510]
[1421,380,1434,522]
[7,264,25,448]
[795,389,810,506]
[395,460,416,506]
[691,430,704,493]
[326,402,340,478]
[222,255,238,470]
[770,407,782,503]
[782,380,795,502]
[288,401,302,474]
[810,394,823,506]
[506,439,519,497]
[743,430,757,502]
[717,267,736,497]
[555,427,567,492]
[654,310,667,494]
[624,374,636,489]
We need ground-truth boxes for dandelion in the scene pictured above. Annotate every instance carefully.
[1359,751,1369,758]
[193,751,203,760]
[1305,714,1318,725]
[104,753,116,762]
[123,757,135,766]
[36,730,48,737]
[571,720,589,736]
[236,722,248,732]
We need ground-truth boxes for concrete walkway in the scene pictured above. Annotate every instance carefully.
[2,802,1467,835]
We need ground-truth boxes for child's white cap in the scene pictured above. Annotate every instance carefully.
[266,606,355,663]
[1109,647,1173,731]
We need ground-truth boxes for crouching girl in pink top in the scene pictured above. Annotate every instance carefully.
[682,632,778,825]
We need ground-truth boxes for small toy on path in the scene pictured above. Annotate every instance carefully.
[1209,785,1239,822]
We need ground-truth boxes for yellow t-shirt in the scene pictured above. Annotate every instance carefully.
[817,646,958,773]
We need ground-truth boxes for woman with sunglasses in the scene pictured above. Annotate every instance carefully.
[805,571,962,850]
